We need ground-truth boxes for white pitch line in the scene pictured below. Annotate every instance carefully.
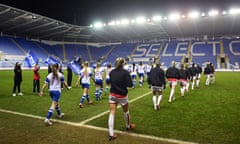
[81,124,198,144]
[0,108,197,144]
[79,91,152,125]
[0,91,197,144]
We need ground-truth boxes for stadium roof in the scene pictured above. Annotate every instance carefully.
[0,3,240,43]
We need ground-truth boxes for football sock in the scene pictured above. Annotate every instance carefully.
[186,83,189,91]
[46,108,54,119]
[55,106,61,116]
[180,87,184,95]
[99,88,103,96]
[124,111,130,128]
[95,89,99,100]
[152,96,157,108]
[192,81,195,89]
[133,80,136,87]
[80,95,87,104]
[157,95,162,105]
[108,113,114,136]
[169,88,175,101]
[196,80,200,87]
[86,95,90,102]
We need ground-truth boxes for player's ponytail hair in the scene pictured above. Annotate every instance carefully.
[115,57,125,68]
[51,64,59,79]
[83,61,89,76]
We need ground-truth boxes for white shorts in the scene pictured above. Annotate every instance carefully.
[109,93,128,106]
[151,86,163,91]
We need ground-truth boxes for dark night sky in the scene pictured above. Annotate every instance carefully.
[1,0,240,26]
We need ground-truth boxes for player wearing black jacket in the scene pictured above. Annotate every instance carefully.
[196,64,202,87]
[189,63,198,90]
[204,63,212,85]
[148,62,166,110]
[166,61,180,103]
[179,64,188,96]
[108,57,134,141]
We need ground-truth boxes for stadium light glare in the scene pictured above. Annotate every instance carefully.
[208,10,219,16]
[169,13,180,20]
[222,11,227,15]
[229,8,240,14]
[136,17,146,24]
[90,24,93,28]
[152,16,162,21]
[116,20,121,25]
[201,12,206,17]
[93,22,103,28]
[131,19,136,23]
[121,19,130,25]
[181,15,186,19]
[108,21,116,26]
[163,16,168,21]
[188,11,200,18]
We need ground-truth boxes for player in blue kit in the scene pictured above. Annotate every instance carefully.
[78,61,94,108]
[39,64,69,126]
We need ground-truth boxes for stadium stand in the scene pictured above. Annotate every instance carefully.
[0,35,240,69]
[88,45,112,62]
[105,43,136,62]
[0,36,25,55]
[64,44,90,62]
[14,37,48,60]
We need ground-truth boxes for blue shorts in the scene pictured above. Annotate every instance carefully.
[95,79,103,86]
[82,83,90,89]
[49,91,61,102]
[138,73,144,78]
[106,78,110,85]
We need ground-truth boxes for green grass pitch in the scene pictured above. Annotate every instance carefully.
[0,69,239,143]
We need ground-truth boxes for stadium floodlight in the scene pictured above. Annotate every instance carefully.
[121,19,130,25]
[108,21,116,26]
[90,24,93,28]
[201,12,206,17]
[163,16,168,21]
[222,11,227,15]
[188,11,200,18]
[169,13,180,20]
[116,20,121,25]
[208,10,219,16]
[152,15,162,22]
[93,22,103,28]
[131,19,136,23]
[181,15,186,19]
[136,17,146,24]
[229,8,240,15]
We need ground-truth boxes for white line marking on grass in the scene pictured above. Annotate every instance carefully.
[81,124,198,144]
[0,108,197,144]
[79,91,152,125]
